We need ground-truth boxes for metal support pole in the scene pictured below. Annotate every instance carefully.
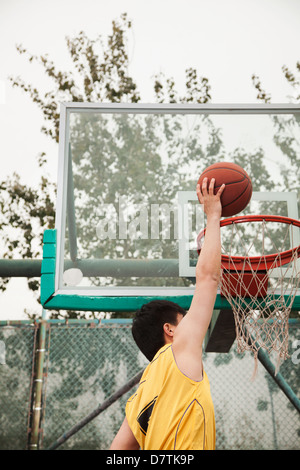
[256,346,300,414]
[28,309,47,450]
[246,329,300,414]
[0,258,180,277]
[0,259,42,277]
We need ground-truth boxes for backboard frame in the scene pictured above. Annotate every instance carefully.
[41,102,300,312]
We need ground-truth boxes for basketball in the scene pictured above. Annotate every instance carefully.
[197,162,252,217]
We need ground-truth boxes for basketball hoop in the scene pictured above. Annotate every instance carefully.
[197,215,300,375]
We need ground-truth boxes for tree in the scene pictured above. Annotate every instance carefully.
[1,13,214,318]
[252,65,300,197]
[1,13,297,321]
[252,64,300,320]
[1,13,299,449]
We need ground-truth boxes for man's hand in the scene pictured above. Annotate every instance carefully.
[196,177,225,219]
[195,178,225,282]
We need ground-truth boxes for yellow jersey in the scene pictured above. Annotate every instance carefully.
[126,344,215,450]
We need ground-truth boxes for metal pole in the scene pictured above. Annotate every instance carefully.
[246,329,300,414]
[0,258,180,277]
[46,369,143,450]
[0,259,42,277]
[28,309,48,450]
[256,346,300,414]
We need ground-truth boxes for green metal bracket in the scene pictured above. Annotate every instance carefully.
[43,293,194,312]
[40,229,56,306]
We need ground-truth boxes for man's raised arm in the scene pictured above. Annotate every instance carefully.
[172,177,225,380]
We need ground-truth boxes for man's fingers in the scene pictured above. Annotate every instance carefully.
[208,178,215,195]
[196,183,203,204]
[197,179,225,203]
[217,183,226,196]
[202,177,208,196]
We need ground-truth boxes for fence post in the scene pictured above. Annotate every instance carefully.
[28,310,47,450]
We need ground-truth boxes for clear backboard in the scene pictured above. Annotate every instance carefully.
[42,103,300,312]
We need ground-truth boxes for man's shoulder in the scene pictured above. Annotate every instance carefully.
[141,344,173,378]
[150,344,172,364]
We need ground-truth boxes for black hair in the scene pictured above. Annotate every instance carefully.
[132,300,186,361]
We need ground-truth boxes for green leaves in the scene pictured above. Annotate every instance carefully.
[2,13,300,323]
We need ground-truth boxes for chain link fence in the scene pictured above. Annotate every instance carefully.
[0,319,299,450]
[0,323,37,450]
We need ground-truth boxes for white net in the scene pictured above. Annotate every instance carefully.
[199,216,300,375]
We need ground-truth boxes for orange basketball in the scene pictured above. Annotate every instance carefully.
[198,162,252,217]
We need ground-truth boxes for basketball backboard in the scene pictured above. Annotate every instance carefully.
[41,103,300,312]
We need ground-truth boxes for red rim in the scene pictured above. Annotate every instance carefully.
[197,214,300,271]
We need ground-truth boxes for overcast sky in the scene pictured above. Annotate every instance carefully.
[0,0,300,318]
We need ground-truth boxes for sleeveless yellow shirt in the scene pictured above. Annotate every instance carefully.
[126,344,215,450]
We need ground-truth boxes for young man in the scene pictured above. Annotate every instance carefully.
[110,177,225,450]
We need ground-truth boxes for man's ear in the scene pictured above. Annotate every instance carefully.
[163,323,175,339]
